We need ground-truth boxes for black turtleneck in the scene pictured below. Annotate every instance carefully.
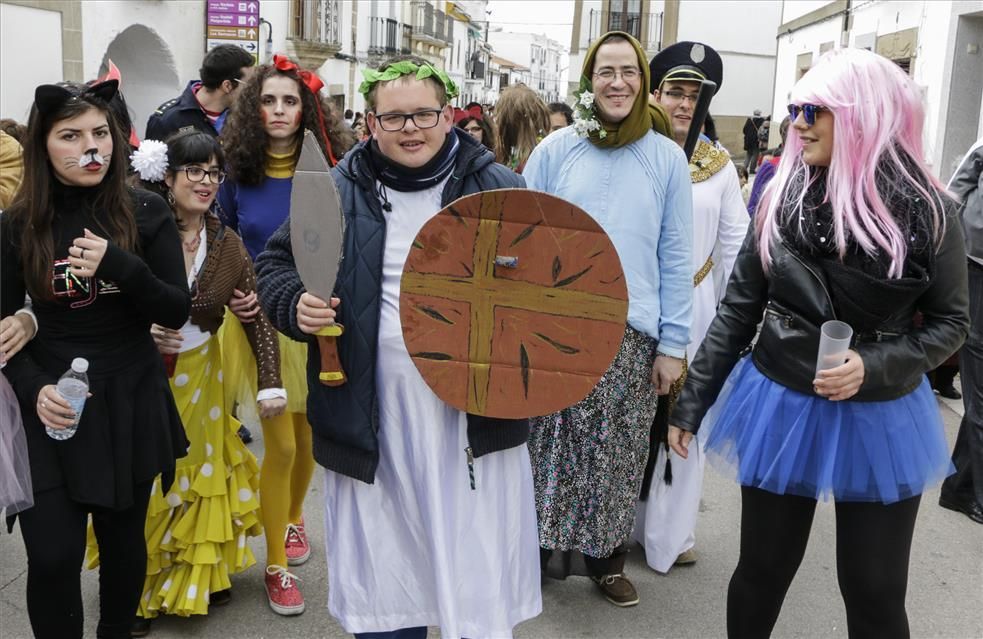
[1,183,190,404]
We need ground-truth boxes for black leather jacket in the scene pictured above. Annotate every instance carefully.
[673,212,970,434]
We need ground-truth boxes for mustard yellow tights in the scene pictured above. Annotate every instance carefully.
[259,411,315,567]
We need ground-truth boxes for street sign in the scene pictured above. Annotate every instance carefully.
[207,39,259,53]
[206,0,259,60]
[207,26,259,40]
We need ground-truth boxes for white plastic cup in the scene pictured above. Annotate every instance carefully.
[815,320,853,376]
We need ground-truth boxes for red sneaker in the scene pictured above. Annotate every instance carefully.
[285,520,311,566]
[264,565,305,616]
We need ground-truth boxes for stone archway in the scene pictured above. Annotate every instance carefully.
[98,24,180,140]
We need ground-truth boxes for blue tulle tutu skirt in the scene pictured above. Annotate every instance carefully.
[698,357,954,503]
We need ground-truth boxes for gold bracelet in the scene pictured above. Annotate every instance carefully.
[656,351,684,361]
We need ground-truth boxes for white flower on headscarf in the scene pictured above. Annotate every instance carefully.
[572,104,606,139]
[578,91,595,109]
[130,139,169,183]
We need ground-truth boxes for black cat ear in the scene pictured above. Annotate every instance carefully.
[85,79,119,104]
[34,84,74,117]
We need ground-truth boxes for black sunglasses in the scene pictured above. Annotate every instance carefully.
[787,104,828,126]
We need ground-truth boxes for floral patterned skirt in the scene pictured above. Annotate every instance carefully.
[528,325,658,558]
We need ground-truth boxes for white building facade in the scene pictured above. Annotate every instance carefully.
[488,30,565,102]
[0,0,494,133]
[773,0,983,180]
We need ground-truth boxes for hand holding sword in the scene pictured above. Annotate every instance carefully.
[296,293,341,334]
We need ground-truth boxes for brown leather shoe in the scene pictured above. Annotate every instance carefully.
[674,548,698,565]
[591,573,640,607]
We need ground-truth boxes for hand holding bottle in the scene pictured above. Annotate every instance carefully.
[36,384,77,431]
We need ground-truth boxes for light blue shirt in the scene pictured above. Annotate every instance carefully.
[523,127,693,358]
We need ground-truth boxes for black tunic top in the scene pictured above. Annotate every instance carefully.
[1,184,191,510]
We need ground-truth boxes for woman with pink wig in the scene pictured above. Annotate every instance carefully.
[669,48,969,637]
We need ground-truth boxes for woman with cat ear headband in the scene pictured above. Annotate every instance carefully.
[0,80,191,639]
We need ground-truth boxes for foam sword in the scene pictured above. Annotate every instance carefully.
[289,129,347,386]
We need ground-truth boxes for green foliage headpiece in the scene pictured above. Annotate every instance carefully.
[359,60,460,100]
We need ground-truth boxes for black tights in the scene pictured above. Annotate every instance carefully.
[18,482,152,639]
[728,486,920,639]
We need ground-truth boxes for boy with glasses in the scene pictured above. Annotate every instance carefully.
[255,55,541,638]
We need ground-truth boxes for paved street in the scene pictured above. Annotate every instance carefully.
[1,390,980,639]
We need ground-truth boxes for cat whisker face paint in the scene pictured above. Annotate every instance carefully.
[78,150,109,168]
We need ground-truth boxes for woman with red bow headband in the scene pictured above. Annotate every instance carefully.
[218,55,354,616]
[454,106,498,156]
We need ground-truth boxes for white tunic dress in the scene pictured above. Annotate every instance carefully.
[322,180,542,638]
[634,148,749,572]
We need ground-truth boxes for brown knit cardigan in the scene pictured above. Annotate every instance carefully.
[187,214,281,390]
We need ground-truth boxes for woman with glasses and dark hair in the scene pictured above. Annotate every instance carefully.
[90,129,281,634]
[455,108,497,156]
[670,48,969,638]
[0,80,191,639]
[218,54,354,615]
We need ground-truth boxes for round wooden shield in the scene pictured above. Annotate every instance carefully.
[399,189,629,419]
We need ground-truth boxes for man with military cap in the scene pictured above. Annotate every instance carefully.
[635,40,750,573]
[145,44,254,141]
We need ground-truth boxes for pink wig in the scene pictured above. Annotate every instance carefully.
[755,47,948,278]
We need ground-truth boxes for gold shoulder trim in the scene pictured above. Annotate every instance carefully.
[689,140,730,183]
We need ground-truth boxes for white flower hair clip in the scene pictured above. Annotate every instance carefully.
[130,139,169,182]
[572,80,606,140]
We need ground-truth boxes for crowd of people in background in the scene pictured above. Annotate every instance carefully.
[0,28,979,639]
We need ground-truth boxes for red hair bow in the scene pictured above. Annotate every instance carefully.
[271,54,337,165]
[453,105,483,124]
[273,54,325,95]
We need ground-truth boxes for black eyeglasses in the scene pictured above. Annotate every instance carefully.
[177,166,226,184]
[373,109,443,132]
[787,104,828,126]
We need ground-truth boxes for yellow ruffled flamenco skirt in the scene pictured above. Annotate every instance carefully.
[219,309,309,423]
[85,335,262,617]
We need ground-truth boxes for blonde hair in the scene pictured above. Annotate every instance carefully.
[494,84,551,169]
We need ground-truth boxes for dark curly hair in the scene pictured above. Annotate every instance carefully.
[222,64,354,186]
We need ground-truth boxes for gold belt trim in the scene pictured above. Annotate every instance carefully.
[693,255,714,287]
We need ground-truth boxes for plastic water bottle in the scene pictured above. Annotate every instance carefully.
[48,358,89,440]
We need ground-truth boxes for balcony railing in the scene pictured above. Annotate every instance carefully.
[411,1,451,46]
[470,58,486,81]
[588,9,662,52]
[290,0,341,47]
[402,24,412,54]
[369,17,398,55]
[414,1,434,38]
[434,9,445,41]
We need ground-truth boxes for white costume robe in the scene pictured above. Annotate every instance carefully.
[634,141,749,572]
[322,181,542,637]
